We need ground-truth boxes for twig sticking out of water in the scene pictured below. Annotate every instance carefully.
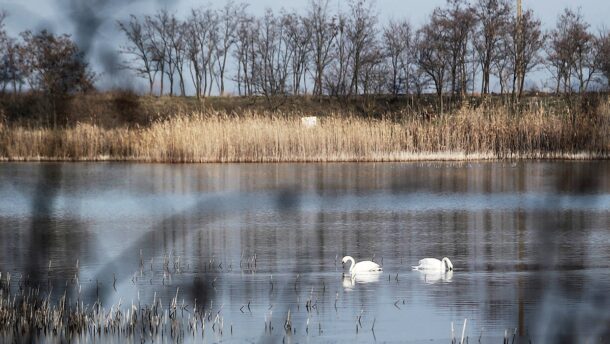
[460,318,467,344]
[283,309,292,333]
[269,275,274,293]
[334,292,338,311]
[264,311,273,333]
[451,321,455,344]
[305,287,316,313]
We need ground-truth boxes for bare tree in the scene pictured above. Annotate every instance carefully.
[216,1,246,95]
[145,11,169,96]
[547,9,597,94]
[307,0,337,96]
[0,11,10,92]
[0,10,8,91]
[345,0,378,95]
[117,15,158,95]
[325,12,350,96]
[185,9,202,98]
[473,0,511,95]
[0,10,5,37]
[1,12,28,94]
[283,12,312,95]
[156,11,181,97]
[416,18,450,113]
[383,19,412,95]
[492,31,512,94]
[234,14,256,95]
[569,15,598,93]
[361,48,385,95]
[410,64,431,97]
[167,14,187,96]
[253,10,292,98]
[1,39,28,93]
[509,9,544,98]
[597,30,610,89]
[186,7,220,98]
[435,0,476,100]
[205,15,220,97]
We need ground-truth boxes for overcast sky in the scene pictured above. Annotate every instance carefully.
[2,0,609,92]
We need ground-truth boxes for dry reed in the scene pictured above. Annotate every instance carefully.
[1,103,609,162]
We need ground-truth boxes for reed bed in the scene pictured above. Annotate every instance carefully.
[0,285,217,343]
[1,103,609,162]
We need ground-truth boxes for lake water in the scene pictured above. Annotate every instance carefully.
[1,161,610,343]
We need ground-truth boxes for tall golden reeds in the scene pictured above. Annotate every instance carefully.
[1,104,609,162]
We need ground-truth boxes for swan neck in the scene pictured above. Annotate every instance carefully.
[442,257,452,271]
[348,256,355,273]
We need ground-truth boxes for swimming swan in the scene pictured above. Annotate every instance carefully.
[412,257,454,272]
[342,256,382,274]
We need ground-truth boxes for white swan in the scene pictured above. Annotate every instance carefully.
[412,257,454,272]
[342,256,382,274]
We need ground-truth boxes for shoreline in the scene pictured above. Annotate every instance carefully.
[1,152,608,163]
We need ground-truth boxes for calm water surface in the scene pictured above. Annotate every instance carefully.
[1,161,610,343]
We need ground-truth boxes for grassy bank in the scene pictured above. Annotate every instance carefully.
[1,99,609,162]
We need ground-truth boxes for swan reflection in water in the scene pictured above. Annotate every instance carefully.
[418,270,454,284]
[342,271,382,290]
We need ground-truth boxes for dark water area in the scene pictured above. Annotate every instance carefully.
[1,161,610,343]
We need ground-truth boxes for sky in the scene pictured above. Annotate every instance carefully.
[1,0,609,92]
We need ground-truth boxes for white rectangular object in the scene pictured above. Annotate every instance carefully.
[301,116,318,128]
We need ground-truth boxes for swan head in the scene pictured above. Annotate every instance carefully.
[442,257,454,271]
[341,256,355,272]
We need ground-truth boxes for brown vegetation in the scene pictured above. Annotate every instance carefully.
[1,94,608,162]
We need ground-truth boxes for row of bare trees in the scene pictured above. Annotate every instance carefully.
[114,0,610,101]
[116,3,246,98]
[1,1,610,103]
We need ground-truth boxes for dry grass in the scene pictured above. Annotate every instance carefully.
[1,103,609,162]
